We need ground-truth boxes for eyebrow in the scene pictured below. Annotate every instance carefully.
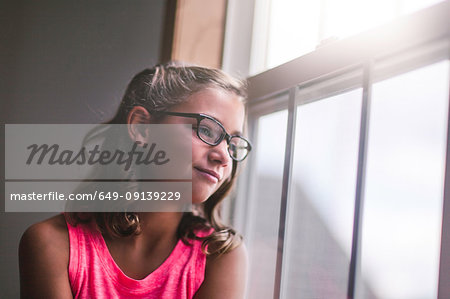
[210,115,243,136]
[155,110,244,136]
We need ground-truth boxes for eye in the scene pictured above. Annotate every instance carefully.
[198,124,214,138]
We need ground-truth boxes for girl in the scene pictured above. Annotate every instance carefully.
[19,62,251,298]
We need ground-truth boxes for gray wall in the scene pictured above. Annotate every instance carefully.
[0,0,165,297]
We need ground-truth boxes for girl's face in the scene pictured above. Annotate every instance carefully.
[165,88,245,203]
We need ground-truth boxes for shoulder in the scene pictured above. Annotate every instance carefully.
[194,242,248,299]
[19,214,72,298]
[20,214,69,257]
[206,242,248,275]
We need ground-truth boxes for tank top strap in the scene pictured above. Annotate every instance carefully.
[64,214,96,297]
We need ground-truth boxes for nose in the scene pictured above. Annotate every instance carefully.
[208,139,231,166]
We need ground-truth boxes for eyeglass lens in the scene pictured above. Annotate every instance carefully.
[197,118,250,161]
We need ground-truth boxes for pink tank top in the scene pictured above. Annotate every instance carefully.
[65,217,211,298]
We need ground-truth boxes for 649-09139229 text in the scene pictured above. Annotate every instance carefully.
[9,191,183,201]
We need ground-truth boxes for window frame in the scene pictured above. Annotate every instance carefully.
[233,1,450,298]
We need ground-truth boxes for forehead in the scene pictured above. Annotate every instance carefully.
[172,88,245,133]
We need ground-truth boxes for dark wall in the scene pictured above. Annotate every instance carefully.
[0,0,165,296]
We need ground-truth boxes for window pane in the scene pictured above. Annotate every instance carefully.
[399,0,445,14]
[267,0,320,69]
[322,0,396,39]
[323,0,445,39]
[282,89,363,298]
[253,0,445,73]
[247,110,288,299]
[359,60,450,299]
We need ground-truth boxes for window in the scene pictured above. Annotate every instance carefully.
[283,88,362,298]
[359,60,449,299]
[250,0,446,74]
[232,1,450,298]
[244,105,288,298]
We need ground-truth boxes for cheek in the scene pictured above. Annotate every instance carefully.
[191,137,205,158]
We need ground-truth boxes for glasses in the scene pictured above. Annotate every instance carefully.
[150,110,252,162]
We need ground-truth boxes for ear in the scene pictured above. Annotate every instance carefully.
[127,106,152,143]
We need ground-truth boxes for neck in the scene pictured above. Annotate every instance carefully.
[101,212,185,277]
[137,212,184,239]
[103,212,184,246]
[105,212,184,254]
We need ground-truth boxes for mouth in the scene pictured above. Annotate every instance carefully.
[194,167,221,183]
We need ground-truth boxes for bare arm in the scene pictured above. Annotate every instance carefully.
[194,243,248,299]
[19,214,73,299]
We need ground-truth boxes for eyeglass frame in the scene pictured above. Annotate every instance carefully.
[147,110,252,162]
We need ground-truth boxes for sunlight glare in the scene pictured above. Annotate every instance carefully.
[323,0,396,39]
